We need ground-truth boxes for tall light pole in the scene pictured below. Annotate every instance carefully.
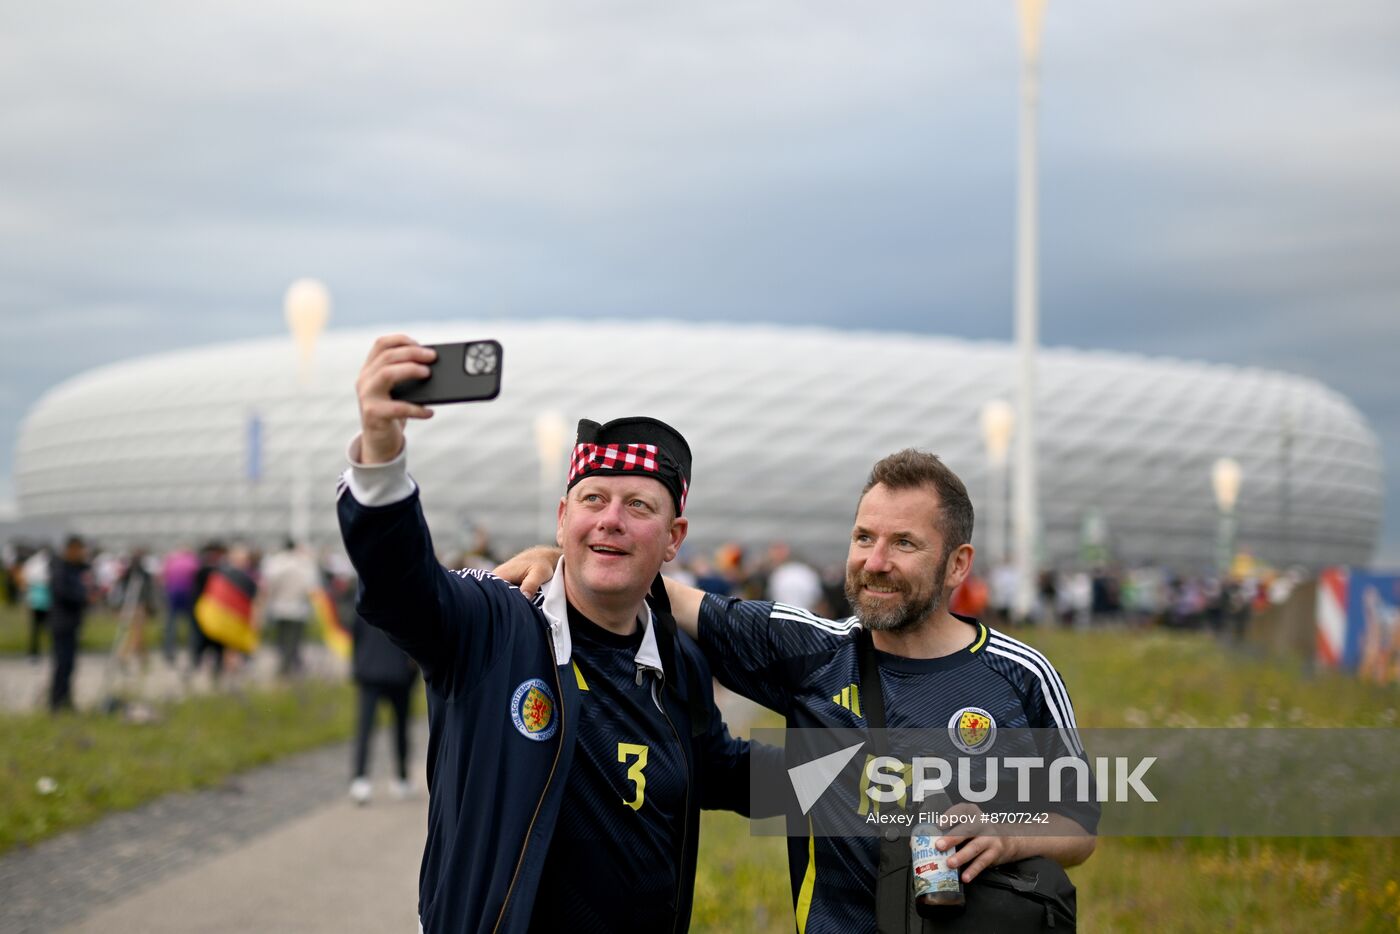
[1279,406,1294,568]
[533,411,570,543]
[980,399,1015,568]
[285,278,331,547]
[1212,457,1242,576]
[1012,0,1046,622]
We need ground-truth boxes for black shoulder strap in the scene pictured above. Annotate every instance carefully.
[649,573,707,737]
[857,629,888,740]
[858,629,917,934]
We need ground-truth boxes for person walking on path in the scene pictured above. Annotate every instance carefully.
[259,538,320,678]
[116,548,160,670]
[349,610,419,805]
[21,546,53,662]
[160,546,200,665]
[49,536,95,712]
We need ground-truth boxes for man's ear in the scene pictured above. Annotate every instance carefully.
[555,496,567,548]
[664,516,689,563]
[944,543,975,593]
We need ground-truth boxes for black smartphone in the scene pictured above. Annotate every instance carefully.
[390,340,503,405]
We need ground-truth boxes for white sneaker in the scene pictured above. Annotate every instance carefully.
[389,778,413,801]
[349,777,372,805]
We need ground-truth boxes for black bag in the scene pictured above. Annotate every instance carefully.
[858,631,1078,933]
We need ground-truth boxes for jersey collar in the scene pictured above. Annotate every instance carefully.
[538,557,664,679]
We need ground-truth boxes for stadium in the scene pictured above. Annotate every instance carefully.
[12,320,1383,571]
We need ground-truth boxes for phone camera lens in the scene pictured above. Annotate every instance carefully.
[464,343,497,376]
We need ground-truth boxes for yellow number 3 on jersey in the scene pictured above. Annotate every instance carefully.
[618,742,649,811]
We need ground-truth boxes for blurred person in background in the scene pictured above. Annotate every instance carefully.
[160,544,200,666]
[689,551,733,596]
[764,540,824,612]
[990,561,1018,627]
[259,537,320,678]
[950,565,989,620]
[349,609,419,805]
[21,545,53,662]
[189,541,228,684]
[0,543,15,606]
[457,525,499,571]
[92,549,123,609]
[49,536,95,712]
[116,547,160,670]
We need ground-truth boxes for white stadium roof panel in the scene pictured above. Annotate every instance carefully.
[14,320,1382,571]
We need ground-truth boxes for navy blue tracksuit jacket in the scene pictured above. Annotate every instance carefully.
[338,482,757,933]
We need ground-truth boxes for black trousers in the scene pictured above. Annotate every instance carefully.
[353,683,411,780]
[29,607,48,657]
[190,622,224,679]
[49,626,77,711]
[273,618,307,675]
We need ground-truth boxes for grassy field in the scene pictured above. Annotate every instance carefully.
[690,626,1400,933]
[0,682,356,855]
[3,597,1396,930]
[0,602,122,655]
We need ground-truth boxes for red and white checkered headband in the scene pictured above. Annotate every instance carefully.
[567,442,690,513]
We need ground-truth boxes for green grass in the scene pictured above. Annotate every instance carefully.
[0,681,355,855]
[0,602,122,655]
[4,605,1396,929]
[690,626,1400,932]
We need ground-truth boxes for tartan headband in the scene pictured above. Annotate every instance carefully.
[565,416,692,515]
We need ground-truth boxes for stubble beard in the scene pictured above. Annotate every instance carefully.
[845,570,943,634]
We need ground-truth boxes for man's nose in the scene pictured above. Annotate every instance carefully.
[595,499,626,530]
[864,541,892,573]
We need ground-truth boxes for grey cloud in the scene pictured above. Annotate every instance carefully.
[1,0,1397,553]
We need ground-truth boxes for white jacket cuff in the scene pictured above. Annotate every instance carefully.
[340,435,417,506]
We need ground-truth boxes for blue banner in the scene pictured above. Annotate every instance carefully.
[247,411,262,484]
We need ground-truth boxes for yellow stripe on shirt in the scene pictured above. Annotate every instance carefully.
[795,817,816,933]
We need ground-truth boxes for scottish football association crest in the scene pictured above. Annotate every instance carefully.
[511,678,558,741]
[948,706,996,754]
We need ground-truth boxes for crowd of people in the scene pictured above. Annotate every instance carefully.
[0,534,1308,696]
[0,536,421,802]
[651,542,1303,638]
[0,538,372,707]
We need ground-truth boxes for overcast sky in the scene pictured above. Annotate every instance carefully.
[2,0,1397,561]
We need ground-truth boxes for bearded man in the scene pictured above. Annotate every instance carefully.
[500,448,1096,933]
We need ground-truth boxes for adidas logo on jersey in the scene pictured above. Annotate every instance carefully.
[831,683,863,717]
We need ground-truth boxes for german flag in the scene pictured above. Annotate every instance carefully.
[312,588,351,660]
[194,568,259,653]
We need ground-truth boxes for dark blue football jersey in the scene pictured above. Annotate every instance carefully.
[529,608,688,932]
[698,595,1097,934]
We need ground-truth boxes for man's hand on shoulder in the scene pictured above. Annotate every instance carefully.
[493,545,704,637]
[494,546,562,599]
[356,335,438,464]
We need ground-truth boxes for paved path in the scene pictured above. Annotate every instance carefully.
[0,689,768,933]
[0,645,348,713]
[0,724,427,934]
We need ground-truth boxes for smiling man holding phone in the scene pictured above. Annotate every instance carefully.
[336,334,765,934]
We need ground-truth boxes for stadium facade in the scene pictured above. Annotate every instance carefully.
[13,321,1383,571]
